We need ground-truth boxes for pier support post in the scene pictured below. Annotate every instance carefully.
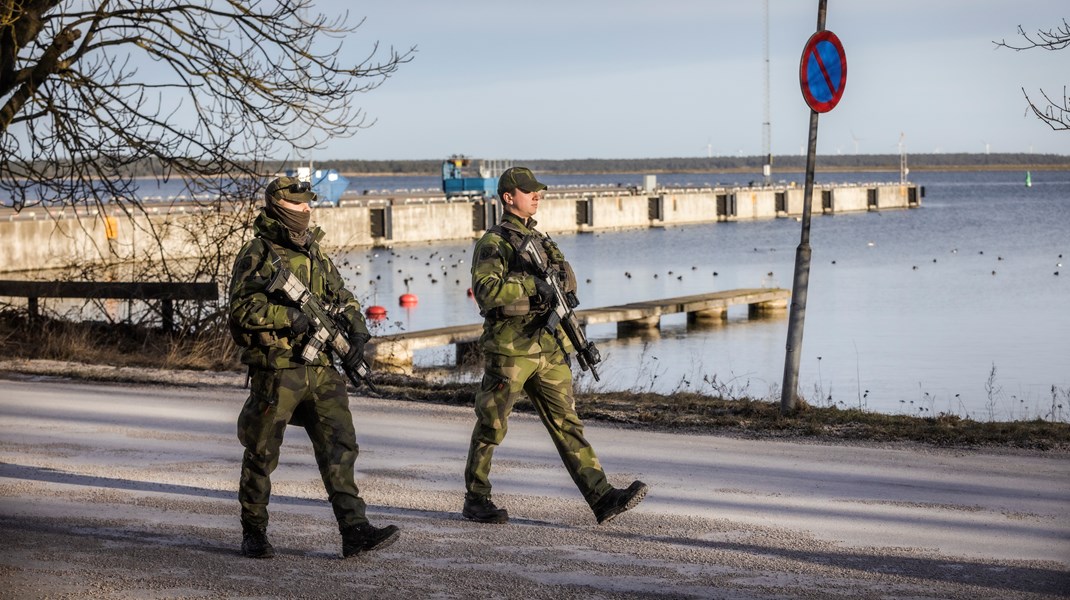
[617,316,660,335]
[456,341,482,367]
[687,307,726,324]
[749,299,788,318]
[367,339,414,374]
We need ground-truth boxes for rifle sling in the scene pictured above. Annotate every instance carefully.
[487,221,575,361]
[260,238,342,361]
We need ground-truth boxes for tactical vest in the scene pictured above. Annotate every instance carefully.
[487,219,540,272]
[483,220,577,319]
[229,234,338,367]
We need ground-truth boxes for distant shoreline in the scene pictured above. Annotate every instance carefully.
[91,153,1068,179]
[338,164,1068,178]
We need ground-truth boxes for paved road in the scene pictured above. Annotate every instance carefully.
[0,374,1067,599]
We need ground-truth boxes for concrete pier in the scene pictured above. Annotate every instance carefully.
[0,181,919,274]
[367,288,790,373]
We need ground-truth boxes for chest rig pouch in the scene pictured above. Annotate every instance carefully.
[486,221,576,318]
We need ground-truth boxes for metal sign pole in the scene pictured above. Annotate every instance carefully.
[781,0,828,414]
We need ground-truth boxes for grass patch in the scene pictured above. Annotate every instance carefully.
[368,375,1070,451]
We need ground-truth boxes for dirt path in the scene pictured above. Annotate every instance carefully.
[0,373,1067,599]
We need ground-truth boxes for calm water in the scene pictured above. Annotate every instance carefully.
[337,170,1070,421]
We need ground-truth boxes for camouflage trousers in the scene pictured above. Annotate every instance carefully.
[464,349,613,507]
[237,365,368,531]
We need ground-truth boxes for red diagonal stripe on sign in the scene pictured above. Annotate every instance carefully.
[812,48,836,95]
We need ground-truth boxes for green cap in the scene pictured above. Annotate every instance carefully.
[265,176,317,204]
[497,167,547,197]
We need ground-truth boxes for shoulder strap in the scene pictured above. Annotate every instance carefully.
[264,237,341,299]
[488,220,540,253]
[263,237,326,279]
[486,222,528,275]
[307,241,341,299]
[260,238,284,270]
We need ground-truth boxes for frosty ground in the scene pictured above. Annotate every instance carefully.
[0,366,1067,599]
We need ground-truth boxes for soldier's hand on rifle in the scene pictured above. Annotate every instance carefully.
[533,277,556,308]
[343,332,371,371]
[286,307,310,335]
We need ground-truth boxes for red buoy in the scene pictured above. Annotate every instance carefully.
[466,287,474,298]
[365,305,387,320]
[399,293,418,306]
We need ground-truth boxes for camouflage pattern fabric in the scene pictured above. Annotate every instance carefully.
[465,212,612,506]
[237,364,368,530]
[230,208,372,532]
[470,213,574,356]
[228,210,369,370]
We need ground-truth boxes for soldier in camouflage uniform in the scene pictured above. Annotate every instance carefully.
[463,166,648,525]
[229,176,399,558]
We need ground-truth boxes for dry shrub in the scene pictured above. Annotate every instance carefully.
[0,307,240,371]
[163,328,240,371]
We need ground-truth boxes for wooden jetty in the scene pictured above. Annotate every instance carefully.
[366,288,789,372]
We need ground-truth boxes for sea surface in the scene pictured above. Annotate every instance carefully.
[333,169,1069,422]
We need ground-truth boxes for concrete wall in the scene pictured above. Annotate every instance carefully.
[660,191,718,225]
[2,213,110,272]
[590,194,649,231]
[0,182,920,274]
[0,208,251,275]
[531,196,580,234]
[734,189,779,220]
[387,201,475,244]
[314,200,481,247]
[876,184,910,209]
[830,186,869,213]
[312,204,373,248]
[784,189,806,216]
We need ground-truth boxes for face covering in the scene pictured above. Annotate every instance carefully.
[266,201,311,247]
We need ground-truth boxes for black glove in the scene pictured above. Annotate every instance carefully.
[533,277,556,307]
[285,307,310,335]
[343,333,370,371]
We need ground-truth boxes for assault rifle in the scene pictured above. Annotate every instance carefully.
[264,267,380,395]
[517,235,602,381]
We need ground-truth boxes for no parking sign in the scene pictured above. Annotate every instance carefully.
[783,8,848,415]
[799,30,847,113]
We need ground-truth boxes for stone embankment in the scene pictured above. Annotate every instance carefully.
[0,181,919,274]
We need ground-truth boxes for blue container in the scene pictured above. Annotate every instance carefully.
[311,169,349,206]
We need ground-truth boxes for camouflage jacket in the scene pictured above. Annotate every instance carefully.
[471,212,574,357]
[229,210,369,369]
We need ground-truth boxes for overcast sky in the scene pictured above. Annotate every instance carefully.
[310,1,1068,160]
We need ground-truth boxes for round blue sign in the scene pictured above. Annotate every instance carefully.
[799,30,847,113]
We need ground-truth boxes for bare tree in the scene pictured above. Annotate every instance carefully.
[0,1,412,294]
[995,19,1070,131]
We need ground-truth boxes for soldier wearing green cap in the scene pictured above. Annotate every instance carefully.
[462,166,648,525]
[229,176,399,559]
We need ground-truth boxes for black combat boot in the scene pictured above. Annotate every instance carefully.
[240,526,275,559]
[341,522,401,558]
[462,493,509,524]
[592,480,649,525]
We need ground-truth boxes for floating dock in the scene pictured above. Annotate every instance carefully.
[366,287,790,372]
